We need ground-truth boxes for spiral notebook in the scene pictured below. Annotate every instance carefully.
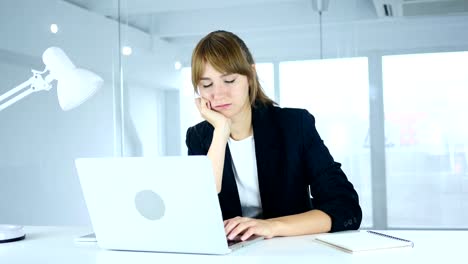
[315,230,414,253]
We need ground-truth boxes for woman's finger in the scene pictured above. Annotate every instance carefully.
[224,217,248,235]
[227,220,256,240]
[240,227,256,241]
[199,97,213,114]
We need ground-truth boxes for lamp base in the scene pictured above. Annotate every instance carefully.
[0,225,26,243]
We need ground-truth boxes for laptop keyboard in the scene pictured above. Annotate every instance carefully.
[227,239,242,247]
[227,235,261,247]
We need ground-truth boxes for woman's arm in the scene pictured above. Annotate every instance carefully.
[300,110,362,232]
[207,127,230,193]
[267,209,331,236]
[224,210,331,240]
[195,97,231,193]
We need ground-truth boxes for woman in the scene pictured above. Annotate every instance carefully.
[186,30,361,242]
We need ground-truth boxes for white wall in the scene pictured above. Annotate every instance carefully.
[179,67,203,155]
[0,0,180,226]
[124,82,166,157]
[0,61,114,226]
[164,90,181,156]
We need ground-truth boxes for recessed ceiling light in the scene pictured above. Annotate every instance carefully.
[50,24,59,34]
[174,61,182,70]
[122,46,132,56]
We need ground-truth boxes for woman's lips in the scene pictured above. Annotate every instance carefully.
[213,103,231,110]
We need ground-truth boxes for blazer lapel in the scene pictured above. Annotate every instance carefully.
[218,145,242,219]
[252,105,282,219]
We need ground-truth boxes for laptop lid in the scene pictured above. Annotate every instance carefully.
[75,156,232,254]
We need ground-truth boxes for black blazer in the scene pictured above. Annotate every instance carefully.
[186,104,362,232]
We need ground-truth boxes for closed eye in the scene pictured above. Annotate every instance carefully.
[202,83,213,88]
[224,79,236,84]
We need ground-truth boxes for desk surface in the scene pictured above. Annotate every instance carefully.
[1,226,466,264]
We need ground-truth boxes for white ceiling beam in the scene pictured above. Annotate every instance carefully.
[87,0,304,16]
[151,1,376,38]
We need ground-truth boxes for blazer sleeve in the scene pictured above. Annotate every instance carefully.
[301,110,362,232]
[186,126,207,156]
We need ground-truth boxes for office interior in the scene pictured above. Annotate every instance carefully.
[1,0,467,231]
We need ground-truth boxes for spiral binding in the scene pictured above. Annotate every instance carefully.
[367,230,414,247]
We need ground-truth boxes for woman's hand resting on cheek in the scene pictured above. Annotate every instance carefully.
[195,97,231,140]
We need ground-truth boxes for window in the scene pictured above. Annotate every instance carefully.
[383,51,468,228]
[279,58,372,227]
[255,62,275,100]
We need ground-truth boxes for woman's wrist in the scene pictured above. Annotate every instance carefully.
[266,219,283,237]
[213,120,231,140]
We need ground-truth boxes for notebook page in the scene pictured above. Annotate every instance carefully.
[316,231,414,253]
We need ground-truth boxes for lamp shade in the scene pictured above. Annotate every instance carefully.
[56,68,103,111]
[42,47,103,111]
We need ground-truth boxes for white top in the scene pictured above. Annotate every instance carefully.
[228,135,263,218]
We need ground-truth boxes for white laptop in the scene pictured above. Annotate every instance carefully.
[74,156,263,255]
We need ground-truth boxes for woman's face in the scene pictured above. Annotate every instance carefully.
[197,62,250,119]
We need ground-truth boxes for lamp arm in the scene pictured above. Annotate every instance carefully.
[0,77,33,103]
[0,69,52,111]
[0,84,36,111]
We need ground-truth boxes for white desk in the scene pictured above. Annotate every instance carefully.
[1,226,466,264]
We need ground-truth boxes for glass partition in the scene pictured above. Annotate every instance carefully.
[0,0,118,225]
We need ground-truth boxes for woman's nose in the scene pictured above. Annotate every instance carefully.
[211,82,227,98]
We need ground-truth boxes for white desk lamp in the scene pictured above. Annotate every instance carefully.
[0,47,103,243]
[0,47,103,111]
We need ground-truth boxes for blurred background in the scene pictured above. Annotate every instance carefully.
[1,0,467,230]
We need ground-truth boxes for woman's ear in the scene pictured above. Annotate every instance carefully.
[251,64,256,72]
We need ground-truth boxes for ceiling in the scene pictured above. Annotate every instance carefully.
[62,0,468,61]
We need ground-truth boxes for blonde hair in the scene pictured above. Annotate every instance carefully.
[191,30,275,108]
